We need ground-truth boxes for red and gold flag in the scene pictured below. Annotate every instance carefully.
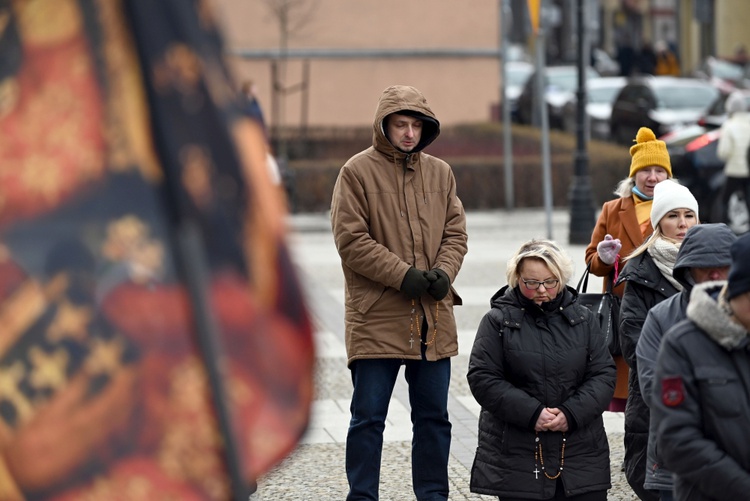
[0,0,314,498]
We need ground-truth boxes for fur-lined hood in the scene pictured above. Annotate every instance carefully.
[687,281,750,350]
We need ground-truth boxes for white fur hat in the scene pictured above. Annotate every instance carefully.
[650,180,699,229]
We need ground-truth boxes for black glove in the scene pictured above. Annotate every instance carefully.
[400,267,430,299]
[426,268,450,301]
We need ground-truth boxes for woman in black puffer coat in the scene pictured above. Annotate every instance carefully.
[468,239,616,500]
[616,180,700,501]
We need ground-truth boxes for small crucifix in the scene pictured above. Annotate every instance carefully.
[409,336,414,349]
[533,467,540,480]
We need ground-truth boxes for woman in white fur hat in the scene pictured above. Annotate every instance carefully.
[615,179,700,501]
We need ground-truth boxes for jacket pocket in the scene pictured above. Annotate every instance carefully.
[695,366,742,418]
[348,272,386,314]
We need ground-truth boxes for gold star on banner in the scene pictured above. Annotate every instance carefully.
[46,300,93,343]
[28,346,69,391]
[84,337,124,377]
[0,362,33,424]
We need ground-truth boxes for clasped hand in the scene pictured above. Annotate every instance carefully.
[534,407,568,433]
[400,267,450,300]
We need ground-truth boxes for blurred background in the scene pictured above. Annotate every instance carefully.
[212,0,750,234]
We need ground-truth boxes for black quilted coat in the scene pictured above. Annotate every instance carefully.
[467,285,616,499]
[616,251,679,501]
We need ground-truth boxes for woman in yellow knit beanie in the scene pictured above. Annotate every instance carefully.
[629,127,672,178]
[586,127,672,296]
[584,126,671,424]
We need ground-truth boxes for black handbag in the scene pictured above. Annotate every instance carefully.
[575,261,621,356]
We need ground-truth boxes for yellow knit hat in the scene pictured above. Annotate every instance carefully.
[628,127,672,177]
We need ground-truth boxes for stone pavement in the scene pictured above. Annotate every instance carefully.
[250,209,638,501]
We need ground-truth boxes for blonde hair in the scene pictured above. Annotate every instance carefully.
[506,239,574,293]
[624,226,665,261]
[614,176,635,198]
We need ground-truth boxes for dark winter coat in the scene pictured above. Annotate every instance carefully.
[652,282,750,501]
[467,285,616,499]
[636,224,738,493]
[616,250,680,501]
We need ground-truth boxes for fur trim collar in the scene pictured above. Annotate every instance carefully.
[687,281,749,350]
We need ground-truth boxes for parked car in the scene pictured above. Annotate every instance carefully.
[662,89,750,181]
[502,61,534,121]
[506,43,532,63]
[661,100,750,234]
[562,76,627,140]
[609,76,719,145]
[695,88,750,129]
[515,65,600,128]
[693,56,746,93]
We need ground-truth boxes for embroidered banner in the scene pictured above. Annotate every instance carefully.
[0,0,314,498]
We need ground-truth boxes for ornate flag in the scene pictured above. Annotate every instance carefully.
[0,0,314,499]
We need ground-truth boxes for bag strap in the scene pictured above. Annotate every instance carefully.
[576,261,591,292]
[578,259,618,294]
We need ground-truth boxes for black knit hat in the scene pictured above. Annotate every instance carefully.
[727,233,750,300]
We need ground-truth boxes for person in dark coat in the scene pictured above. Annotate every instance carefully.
[468,239,616,501]
[636,224,737,500]
[652,232,750,501]
[616,179,700,501]
[637,41,657,75]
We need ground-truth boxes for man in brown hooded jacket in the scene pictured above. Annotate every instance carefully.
[331,85,468,500]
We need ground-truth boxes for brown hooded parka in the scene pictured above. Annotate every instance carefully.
[330,85,468,365]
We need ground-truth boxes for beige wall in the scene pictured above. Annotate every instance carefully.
[212,0,750,129]
[715,0,750,61]
[677,0,750,72]
[214,0,503,127]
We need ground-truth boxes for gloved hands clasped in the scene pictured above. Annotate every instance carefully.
[400,267,451,300]
[400,267,431,299]
[596,234,622,265]
[425,269,450,301]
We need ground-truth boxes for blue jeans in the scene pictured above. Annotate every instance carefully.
[345,347,451,500]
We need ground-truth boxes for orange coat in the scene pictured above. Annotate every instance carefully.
[585,195,654,400]
[655,52,680,76]
[585,195,653,297]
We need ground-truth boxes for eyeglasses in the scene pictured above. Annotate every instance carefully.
[521,278,559,290]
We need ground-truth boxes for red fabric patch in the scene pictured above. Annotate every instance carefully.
[662,376,685,407]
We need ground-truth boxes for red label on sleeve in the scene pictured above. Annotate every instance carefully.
[661,376,685,407]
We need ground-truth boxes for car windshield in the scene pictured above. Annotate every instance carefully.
[545,68,598,92]
[708,59,744,82]
[588,85,622,104]
[704,93,750,116]
[654,86,718,110]
[507,67,533,86]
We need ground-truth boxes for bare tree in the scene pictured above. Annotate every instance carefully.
[261,0,319,52]
[261,0,319,160]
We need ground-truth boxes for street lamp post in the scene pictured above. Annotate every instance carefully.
[500,0,514,210]
[568,0,595,244]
